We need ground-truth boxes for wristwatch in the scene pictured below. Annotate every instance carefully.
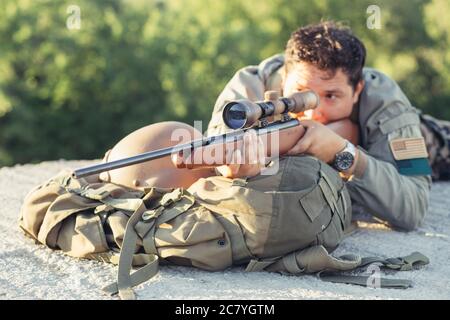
[333,140,356,172]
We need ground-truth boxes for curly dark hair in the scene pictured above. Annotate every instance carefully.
[284,21,366,90]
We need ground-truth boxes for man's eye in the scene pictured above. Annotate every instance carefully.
[325,94,337,100]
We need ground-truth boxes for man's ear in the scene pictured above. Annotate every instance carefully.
[352,80,365,104]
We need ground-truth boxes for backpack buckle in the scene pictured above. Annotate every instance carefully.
[142,189,186,222]
[94,204,115,214]
[78,185,112,200]
[231,178,248,187]
[160,188,183,207]
[142,206,164,221]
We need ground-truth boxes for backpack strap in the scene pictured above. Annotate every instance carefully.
[358,251,429,271]
[245,246,361,273]
[61,175,145,212]
[138,189,195,255]
[102,200,159,300]
[319,252,429,289]
[245,256,281,272]
[245,245,429,289]
[318,273,413,289]
[103,188,196,300]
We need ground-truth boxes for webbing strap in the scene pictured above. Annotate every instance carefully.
[140,194,196,255]
[319,251,429,289]
[245,257,279,272]
[53,171,77,189]
[103,190,196,299]
[245,246,429,290]
[157,195,195,226]
[358,251,430,271]
[118,203,146,300]
[318,273,413,289]
[103,255,159,297]
[282,252,305,274]
[245,246,360,274]
[159,188,184,207]
[64,176,145,212]
[318,176,338,214]
[86,251,120,264]
[319,171,346,228]
[231,178,248,187]
[320,170,339,201]
[78,184,117,200]
[290,245,361,273]
[103,202,159,300]
[100,197,144,212]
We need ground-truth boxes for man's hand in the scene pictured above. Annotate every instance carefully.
[171,129,267,179]
[216,130,267,178]
[286,119,347,164]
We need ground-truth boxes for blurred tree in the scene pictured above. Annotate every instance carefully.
[0,0,448,166]
[0,0,167,164]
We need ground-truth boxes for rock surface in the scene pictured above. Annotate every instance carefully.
[1,160,449,300]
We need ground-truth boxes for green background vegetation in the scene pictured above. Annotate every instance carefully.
[0,0,449,166]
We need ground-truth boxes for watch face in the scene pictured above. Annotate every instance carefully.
[335,152,354,171]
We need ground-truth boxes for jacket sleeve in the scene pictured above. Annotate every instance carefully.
[347,144,431,231]
[346,70,432,231]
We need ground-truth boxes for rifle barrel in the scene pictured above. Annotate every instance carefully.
[72,118,300,178]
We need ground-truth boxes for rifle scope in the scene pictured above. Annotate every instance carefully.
[222,90,319,129]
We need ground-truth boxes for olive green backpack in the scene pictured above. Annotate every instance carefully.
[19,156,429,299]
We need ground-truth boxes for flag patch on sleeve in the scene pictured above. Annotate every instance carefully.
[389,137,428,160]
[389,137,431,176]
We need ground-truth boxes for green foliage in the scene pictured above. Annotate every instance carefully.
[0,0,449,166]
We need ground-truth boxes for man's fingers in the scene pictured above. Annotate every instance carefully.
[229,149,242,176]
[286,141,309,155]
[285,120,319,156]
[286,131,313,155]
[217,149,242,178]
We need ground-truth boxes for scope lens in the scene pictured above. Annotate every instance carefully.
[223,102,247,129]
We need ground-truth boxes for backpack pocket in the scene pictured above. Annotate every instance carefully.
[315,174,350,252]
[299,185,328,222]
[153,204,233,271]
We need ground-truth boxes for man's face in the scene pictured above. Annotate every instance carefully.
[282,62,363,124]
